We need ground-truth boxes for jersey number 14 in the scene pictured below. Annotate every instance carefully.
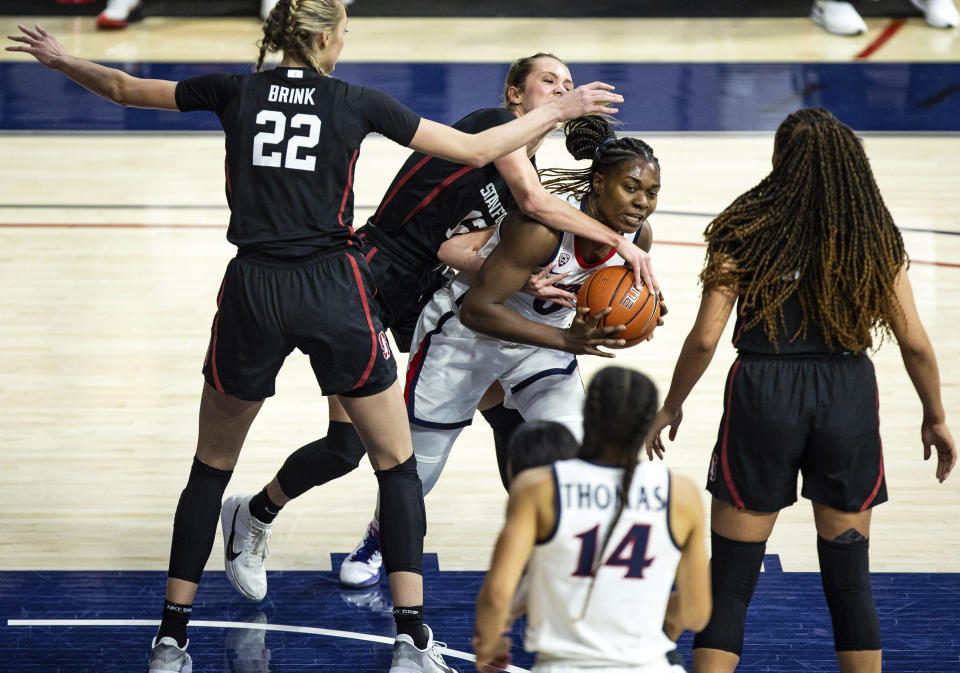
[572,523,655,579]
[252,110,321,172]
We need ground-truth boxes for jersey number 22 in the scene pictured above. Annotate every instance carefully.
[252,110,321,171]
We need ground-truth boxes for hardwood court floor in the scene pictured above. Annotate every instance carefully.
[1,11,959,673]
[0,9,958,575]
[1,131,958,577]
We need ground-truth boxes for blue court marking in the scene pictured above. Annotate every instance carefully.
[3,560,960,672]
[2,62,960,131]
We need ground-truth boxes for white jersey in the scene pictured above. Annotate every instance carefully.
[525,459,682,669]
[447,192,643,330]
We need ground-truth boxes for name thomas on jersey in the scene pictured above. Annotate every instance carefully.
[561,480,668,512]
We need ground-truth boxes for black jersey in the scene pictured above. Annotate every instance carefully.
[360,107,533,272]
[176,68,420,256]
[733,292,835,356]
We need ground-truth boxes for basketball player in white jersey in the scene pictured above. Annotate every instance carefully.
[474,367,711,673]
[401,117,661,499]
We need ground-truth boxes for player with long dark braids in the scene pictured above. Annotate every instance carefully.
[7,3,625,671]
[645,107,956,673]
[474,366,710,673]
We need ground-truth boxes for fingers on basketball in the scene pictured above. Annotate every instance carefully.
[576,265,662,348]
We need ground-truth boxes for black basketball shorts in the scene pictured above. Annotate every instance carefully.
[202,248,396,401]
[706,353,887,513]
[365,246,449,354]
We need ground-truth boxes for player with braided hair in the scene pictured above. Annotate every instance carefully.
[645,107,956,673]
[384,115,661,522]
[475,366,710,673]
[8,4,626,671]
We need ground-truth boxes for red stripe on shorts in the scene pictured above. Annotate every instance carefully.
[338,150,360,238]
[346,253,379,391]
[720,358,745,509]
[209,277,227,393]
[404,335,429,407]
[224,158,233,202]
[860,382,885,511]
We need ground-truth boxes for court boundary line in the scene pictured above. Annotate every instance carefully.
[4,618,531,673]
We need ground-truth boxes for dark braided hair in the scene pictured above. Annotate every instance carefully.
[256,0,342,74]
[539,115,659,201]
[506,420,578,480]
[502,52,565,111]
[576,366,659,617]
[700,107,907,352]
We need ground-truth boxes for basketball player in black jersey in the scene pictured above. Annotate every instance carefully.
[218,53,663,596]
[644,108,956,673]
[8,3,626,671]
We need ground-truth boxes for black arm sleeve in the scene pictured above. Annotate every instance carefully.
[343,84,421,146]
[175,73,241,113]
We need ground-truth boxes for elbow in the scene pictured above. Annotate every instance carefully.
[459,295,481,331]
[516,189,552,220]
[690,335,719,356]
[467,151,492,168]
[899,338,931,363]
[111,81,134,107]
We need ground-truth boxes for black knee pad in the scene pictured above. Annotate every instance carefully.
[480,403,525,492]
[693,531,766,656]
[375,455,426,575]
[168,458,233,583]
[275,420,365,499]
[818,533,881,651]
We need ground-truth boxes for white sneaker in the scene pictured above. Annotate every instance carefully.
[911,0,960,27]
[221,494,272,601]
[97,0,141,29]
[339,520,382,588]
[389,625,455,673]
[810,0,868,35]
[147,636,192,673]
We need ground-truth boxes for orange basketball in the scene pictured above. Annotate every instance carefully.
[576,266,660,347]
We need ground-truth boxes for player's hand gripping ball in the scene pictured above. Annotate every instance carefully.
[576,266,661,347]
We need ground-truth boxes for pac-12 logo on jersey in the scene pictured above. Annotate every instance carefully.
[709,453,718,482]
[557,252,571,267]
[379,331,392,360]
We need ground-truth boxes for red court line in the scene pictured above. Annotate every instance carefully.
[855,18,906,60]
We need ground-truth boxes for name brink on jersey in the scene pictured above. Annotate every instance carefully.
[268,85,316,105]
[562,481,668,512]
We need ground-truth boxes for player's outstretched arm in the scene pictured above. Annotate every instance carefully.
[645,286,736,459]
[888,267,956,482]
[408,82,622,169]
[6,24,178,110]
